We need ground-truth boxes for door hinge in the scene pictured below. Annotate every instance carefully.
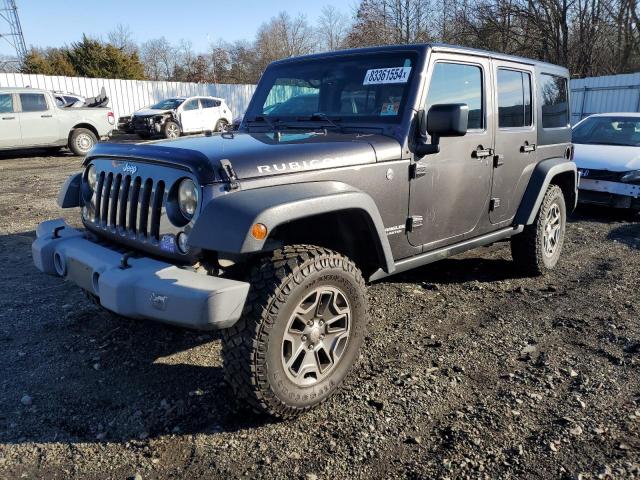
[406,215,424,232]
[409,162,428,179]
[493,154,504,168]
[490,198,501,211]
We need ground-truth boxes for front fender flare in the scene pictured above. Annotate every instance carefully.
[514,158,577,226]
[189,181,395,274]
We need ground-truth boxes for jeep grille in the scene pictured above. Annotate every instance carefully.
[92,171,165,241]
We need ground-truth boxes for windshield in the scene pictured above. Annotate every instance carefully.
[150,98,184,110]
[573,116,640,147]
[245,52,418,125]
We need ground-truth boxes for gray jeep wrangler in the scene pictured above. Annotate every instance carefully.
[33,44,576,418]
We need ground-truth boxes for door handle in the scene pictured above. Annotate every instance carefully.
[2,116,15,120]
[473,147,493,158]
[520,143,536,153]
[41,114,53,118]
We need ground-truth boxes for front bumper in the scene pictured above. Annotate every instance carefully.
[578,179,640,208]
[32,219,250,330]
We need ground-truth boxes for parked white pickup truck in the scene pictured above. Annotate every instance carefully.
[0,87,115,156]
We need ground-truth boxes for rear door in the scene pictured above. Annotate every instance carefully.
[408,53,494,248]
[0,93,21,148]
[200,98,220,130]
[18,92,60,146]
[179,98,203,132]
[490,61,537,224]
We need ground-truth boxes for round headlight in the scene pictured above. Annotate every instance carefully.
[87,165,97,190]
[178,178,198,219]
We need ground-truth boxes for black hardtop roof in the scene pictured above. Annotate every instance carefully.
[271,43,568,76]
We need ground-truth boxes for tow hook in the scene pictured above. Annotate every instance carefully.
[52,225,65,239]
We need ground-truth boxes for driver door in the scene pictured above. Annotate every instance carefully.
[179,98,202,132]
[408,53,495,249]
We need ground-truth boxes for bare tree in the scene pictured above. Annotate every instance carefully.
[107,24,137,54]
[140,37,178,80]
[317,5,350,51]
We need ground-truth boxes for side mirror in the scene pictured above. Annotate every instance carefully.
[415,103,469,157]
[427,103,469,137]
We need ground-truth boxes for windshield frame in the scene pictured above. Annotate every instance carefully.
[150,98,185,110]
[244,50,422,131]
[572,115,640,147]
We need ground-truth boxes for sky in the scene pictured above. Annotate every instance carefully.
[1,0,354,56]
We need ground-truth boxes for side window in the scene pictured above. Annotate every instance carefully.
[201,98,215,108]
[20,93,48,112]
[183,99,200,111]
[497,69,533,128]
[540,74,569,128]
[0,94,14,113]
[213,100,221,107]
[425,62,483,130]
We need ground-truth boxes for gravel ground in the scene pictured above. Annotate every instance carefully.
[0,144,639,480]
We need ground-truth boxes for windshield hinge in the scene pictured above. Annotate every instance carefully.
[406,215,424,232]
[409,162,428,179]
[219,159,240,191]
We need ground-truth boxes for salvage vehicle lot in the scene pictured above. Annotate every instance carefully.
[0,147,639,479]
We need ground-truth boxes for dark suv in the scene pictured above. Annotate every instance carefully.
[33,44,577,418]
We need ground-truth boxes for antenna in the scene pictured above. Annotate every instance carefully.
[0,0,27,67]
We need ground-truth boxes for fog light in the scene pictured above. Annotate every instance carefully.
[177,232,189,254]
[251,223,268,240]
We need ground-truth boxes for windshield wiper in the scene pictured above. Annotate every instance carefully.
[245,115,280,132]
[281,113,345,132]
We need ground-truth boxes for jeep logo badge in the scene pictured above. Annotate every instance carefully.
[122,163,137,175]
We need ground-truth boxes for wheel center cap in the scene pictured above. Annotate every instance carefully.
[308,327,321,344]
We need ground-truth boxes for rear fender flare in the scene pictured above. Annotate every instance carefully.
[189,181,395,273]
[514,158,577,225]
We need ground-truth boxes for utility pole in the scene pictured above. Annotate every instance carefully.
[0,0,27,70]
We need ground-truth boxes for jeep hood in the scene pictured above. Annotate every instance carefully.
[86,131,402,184]
[573,143,640,172]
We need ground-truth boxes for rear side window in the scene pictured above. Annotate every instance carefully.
[540,74,569,128]
[425,62,483,129]
[20,93,48,112]
[201,98,218,108]
[0,94,14,113]
[497,69,532,128]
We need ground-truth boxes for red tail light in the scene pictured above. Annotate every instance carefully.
[107,111,115,125]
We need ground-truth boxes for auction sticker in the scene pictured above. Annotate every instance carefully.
[363,67,411,85]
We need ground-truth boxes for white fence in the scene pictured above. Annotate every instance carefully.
[0,73,256,121]
[4,71,640,127]
[571,73,640,124]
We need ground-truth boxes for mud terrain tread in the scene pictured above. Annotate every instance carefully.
[511,184,565,276]
[221,245,367,419]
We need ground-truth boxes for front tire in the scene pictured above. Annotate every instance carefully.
[222,245,368,418]
[215,119,229,132]
[162,120,180,139]
[511,184,567,275]
[69,128,97,156]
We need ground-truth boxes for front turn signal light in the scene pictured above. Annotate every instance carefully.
[251,223,268,240]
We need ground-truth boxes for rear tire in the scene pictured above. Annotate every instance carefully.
[69,128,97,156]
[511,184,566,275]
[222,245,368,418]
